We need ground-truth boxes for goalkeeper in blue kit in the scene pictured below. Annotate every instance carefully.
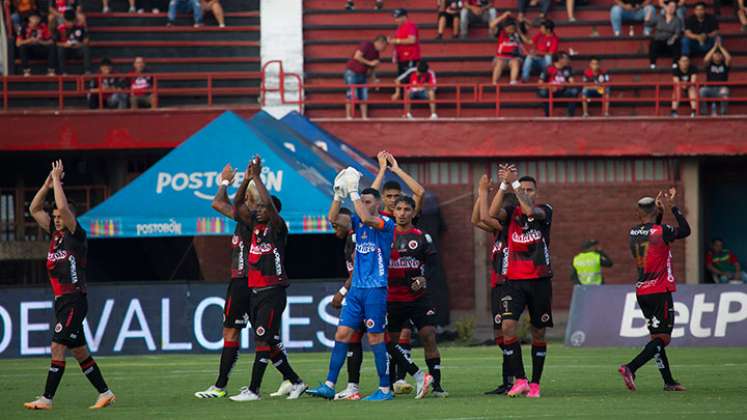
[307,168,397,401]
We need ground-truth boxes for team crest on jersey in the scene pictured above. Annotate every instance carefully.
[54,323,63,333]
[408,240,418,250]
[360,231,368,240]
[256,326,266,336]
[541,313,550,323]
[365,319,375,329]
[231,235,239,245]
[494,314,502,324]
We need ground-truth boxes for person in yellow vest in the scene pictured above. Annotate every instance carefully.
[571,239,613,285]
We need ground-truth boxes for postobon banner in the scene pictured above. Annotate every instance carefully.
[565,284,747,347]
[0,282,341,358]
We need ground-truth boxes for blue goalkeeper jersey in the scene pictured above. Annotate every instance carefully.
[351,213,395,288]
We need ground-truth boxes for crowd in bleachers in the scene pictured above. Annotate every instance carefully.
[343,0,741,118]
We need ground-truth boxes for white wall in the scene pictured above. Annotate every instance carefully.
[260,0,304,118]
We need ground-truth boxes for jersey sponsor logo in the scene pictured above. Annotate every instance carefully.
[407,240,418,250]
[69,256,78,284]
[511,229,543,244]
[250,242,274,255]
[629,227,650,236]
[47,250,69,262]
[356,243,377,254]
[256,326,266,336]
[389,256,421,269]
[156,168,284,201]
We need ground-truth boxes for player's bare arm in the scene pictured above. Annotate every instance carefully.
[30,172,54,233]
[508,167,546,220]
[211,163,238,220]
[328,197,342,224]
[386,152,426,214]
[471,191,494,232]
[488,164,512,221]
[232,162,254,225]
[353,198,387,229]
[478,174,503,231]
[331,276,352,309]
[663,187,691,240]
[371,150,388,191]
[50,160,77,233]
[250,155,282,227]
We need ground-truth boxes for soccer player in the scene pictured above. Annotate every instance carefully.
[618,188,689,392]
[329,207,366,400]
[371,150,425,393]
[25,160,116,410]
[307,179,396,401]
[488,164,554,399]
[385,195,442,398]
[194,164,259,398]
[229,156,307,401]
[473,174,516,395]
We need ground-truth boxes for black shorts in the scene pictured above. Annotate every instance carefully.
[52,292,88,348]
[224,278,251,329]
[491,284,506,330]
[397,60,419,78]
[387,296,437,333]
[249,286,286,341]
[637,292,675,335]
[501,278,554,328]
[438,12,458,27]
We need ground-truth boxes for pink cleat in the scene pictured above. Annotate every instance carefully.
[618,365,637,391]
[507,379,530,397]
[527,383,541,398]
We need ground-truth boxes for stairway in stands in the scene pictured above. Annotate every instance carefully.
[8,0,260,109]
[302,0,747,117]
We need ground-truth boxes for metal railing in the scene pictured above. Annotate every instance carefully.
[260,60,303,112]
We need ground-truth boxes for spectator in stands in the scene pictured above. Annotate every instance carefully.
[700,40,731,115]
[459,0,497,39]
[538,51,579,117]
[201,0,225,28]
[396,60,438,120]
[16,12,55,76]
[389,9,421,100]
[55,10,90,75]
[657,0,686,22]
[648,0,682,69]
[490,13,528,85]
[344,35,388,119]
[346,0,384,11]
[167,0,202,27]
[671,55,697,117]
[9,0,39,33]
[101,0,136,13]
[129,56,154,109]
[48,0,83,28]
[682,2,719,57]
[437,0,462,39]
[87,57,128,109]
[739,0,747,32]
[610,0,656,37]
[137,0,161,13]
[566,0,577,22]
[581,57,610,117]
[521,19,558,83]
[706,238,747,283]
[518,0,551,25]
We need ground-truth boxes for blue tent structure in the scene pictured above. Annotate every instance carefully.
[79,111,336,238]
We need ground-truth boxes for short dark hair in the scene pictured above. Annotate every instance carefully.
[338,207,352,216]
[382,181,402,192]
[589,56,600,62]
[374,34,387,43]
[417,60,429,73]
[271,195,282,212]
[394,196,416,209]
[711,238,724,245]
[100,57,113,67]
[694,1,706,8]
[361,187,381,199]
[64,9,76,22]
[541,19,555,31]
[518,176,537,187]
[556,51,570,61]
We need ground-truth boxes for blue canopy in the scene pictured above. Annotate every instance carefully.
[79,111,335,238]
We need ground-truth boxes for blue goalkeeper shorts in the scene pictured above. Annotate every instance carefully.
[339,286,387,334]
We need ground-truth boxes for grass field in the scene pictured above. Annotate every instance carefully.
[1,345,746,419]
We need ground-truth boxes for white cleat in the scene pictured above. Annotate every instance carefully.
[24,396,53,410]
[229,387,261,402]
[194,385,226,399]
[393,379,414,395]
[287,382,308,400]
[270,380,293,397]
[334,384,362,400]
[415,372,434,399]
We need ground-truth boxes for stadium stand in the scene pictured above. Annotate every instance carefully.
[301,0,747,117]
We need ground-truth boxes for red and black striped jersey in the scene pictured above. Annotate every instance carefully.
[505,204,553,280]
[388,227,436,302]
[247,216,288,288]
[47,221,87,297]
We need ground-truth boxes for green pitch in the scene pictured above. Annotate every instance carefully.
[1,345,745,419]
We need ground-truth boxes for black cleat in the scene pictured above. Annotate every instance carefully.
[484,384,512,395]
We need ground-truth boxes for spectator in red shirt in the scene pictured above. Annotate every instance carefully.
[16,13,55,76]
[706,238,747,283]
[437,0,463,39]
[87,57,129,109]
[521,19,558,82]
[389,9,421,101]
[581,57,610,117]
[129,56,155,109]
[55,10,91,74]
[345,0,383,10]
[10,0,39,33]
[490,13,529,85]
[48,0,83,28]
[459,0,497,39]
[396,61,438,119]
[344,35,388,119]
[537,51,579,117]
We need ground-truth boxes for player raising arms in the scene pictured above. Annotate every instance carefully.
[25,160,116,410]
[619,188,690,392]
[487,164,554,399]
[307,168,396,401]
[229,156,307,402]
[473,174,517,395]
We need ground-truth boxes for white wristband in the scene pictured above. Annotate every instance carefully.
[338,286,348,296]
[511,180,521,190]
[499,182,508,191]
[221,179,230,187]
[349,192,360,201]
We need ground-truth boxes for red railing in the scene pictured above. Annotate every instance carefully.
[260,59,303,112]
[1,71,262,111]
